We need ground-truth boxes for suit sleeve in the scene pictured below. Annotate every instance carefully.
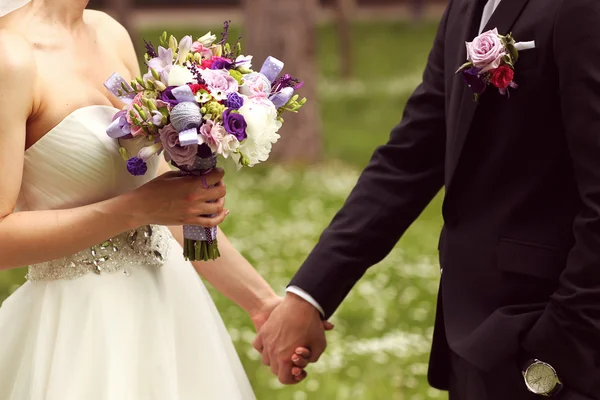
[288,2,453,319]
[521,0,600,397]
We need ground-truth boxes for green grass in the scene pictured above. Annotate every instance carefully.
[0,20,446,399]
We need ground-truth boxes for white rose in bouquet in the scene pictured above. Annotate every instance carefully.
[235,96,282,168]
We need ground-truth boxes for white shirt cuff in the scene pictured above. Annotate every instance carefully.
[286,286,326,317]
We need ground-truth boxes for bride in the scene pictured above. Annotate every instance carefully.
[0,0,319,398]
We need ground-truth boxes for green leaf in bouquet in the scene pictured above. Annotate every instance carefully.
[160,31,168,47]
[229,69,243,85]
[204,101,225,120]
[133,104,147,121]
[119,147,129,161]
[154,81,167,92]
[120,81,133,94]
[502,54,514,68]
[135,76,147,89]
[238,152,250,168]
[507,43,519,63]
[168,35,178,54]
[150,68,161,81]
[277,94,307,115]
[147,99,158,112]
[129,111,141,126]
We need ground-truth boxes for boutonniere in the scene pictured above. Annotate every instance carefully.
[457,28,533,101]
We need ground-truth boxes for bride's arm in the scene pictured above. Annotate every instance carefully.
[174,225,279,320]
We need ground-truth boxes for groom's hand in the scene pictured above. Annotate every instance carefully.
[253,292,327,384]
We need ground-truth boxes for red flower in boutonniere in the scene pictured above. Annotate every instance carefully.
[456,28,521,101]
[490,65,515,91]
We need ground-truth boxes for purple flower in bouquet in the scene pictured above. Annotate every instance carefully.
[126,157,148,176]
[462,67,487,95]
[211,57,234,70]
[147,46,174,73]
[144,40,158,58]
[159,124,198,167]
[273,74,304,92]
[112,110,132,135]
[225,92,244,110]
[160,86,181,107]
[222,109,247,141]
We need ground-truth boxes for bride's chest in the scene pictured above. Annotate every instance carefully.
[19,107,160,212]
[27,45,130,148]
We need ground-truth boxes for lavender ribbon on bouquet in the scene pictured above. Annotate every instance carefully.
[260,56,295,108]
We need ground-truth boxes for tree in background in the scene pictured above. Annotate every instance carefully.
[335,0,354,78]
[410,0,425,21]
[243,0,322,164]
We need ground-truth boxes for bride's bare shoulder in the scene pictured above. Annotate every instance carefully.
[85,10,133,46]
[84,10,139,74]
[0,29,35,79]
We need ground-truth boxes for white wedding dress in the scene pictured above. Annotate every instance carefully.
[0,105,256,400]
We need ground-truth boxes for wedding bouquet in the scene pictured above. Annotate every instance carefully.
[104,22,306,261]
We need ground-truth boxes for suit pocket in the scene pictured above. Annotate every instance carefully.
[496,238,567,281]
[515,48,539,72]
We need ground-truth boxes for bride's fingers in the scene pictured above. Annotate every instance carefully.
[294,370,308,382]
[295,347,311,359]
[323,321,335,331]
[291,354,308,368]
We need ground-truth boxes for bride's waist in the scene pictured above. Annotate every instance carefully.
[27,225,172,281]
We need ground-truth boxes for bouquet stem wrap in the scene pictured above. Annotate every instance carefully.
[180,155,220,262]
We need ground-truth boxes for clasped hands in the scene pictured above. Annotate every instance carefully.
[252,293,333,384]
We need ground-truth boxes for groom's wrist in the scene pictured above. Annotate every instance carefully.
[286,286,326,318]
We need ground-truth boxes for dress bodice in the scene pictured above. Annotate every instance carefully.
[17,105,171,280]
[17,105,160,212]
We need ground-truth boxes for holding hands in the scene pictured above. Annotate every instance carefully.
[252,293,333,384]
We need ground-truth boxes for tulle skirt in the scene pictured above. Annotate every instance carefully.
[0,236,255,400]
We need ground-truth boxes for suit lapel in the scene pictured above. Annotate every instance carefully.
[446,0,532,189]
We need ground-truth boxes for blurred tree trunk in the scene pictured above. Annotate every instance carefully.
[410,0,425,21]
[105,0,138,49]
[335,0,354,78]
[243,0,322,164]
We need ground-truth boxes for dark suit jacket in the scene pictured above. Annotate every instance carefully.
[290,0,600,397]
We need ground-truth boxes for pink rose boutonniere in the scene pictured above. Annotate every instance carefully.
[457,28,521,101]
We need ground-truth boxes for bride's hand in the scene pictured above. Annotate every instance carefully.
[130,169,228,227]
[290,321,334,382]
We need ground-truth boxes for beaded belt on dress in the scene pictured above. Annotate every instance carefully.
[26,225,172,281]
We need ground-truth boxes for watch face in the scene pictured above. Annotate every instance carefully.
[525,363,557,394]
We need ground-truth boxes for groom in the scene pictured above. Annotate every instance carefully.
[255,0,600,398]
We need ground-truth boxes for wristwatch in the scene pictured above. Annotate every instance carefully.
[522,359,563,397]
